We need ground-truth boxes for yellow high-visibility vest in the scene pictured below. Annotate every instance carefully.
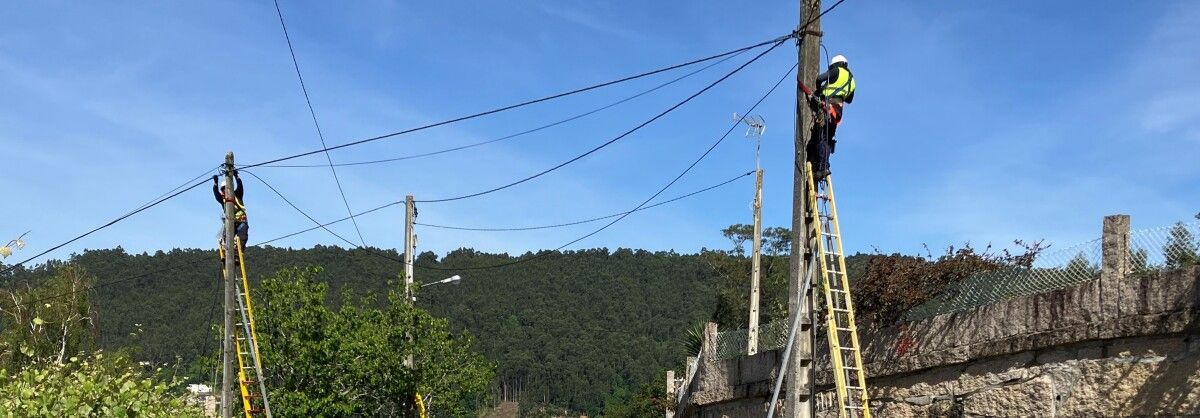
[232,196,247,222]
[822,67,855,100]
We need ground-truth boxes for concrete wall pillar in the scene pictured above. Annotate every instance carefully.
[666,370,675,418]
[1101,215,1131,318]
[703,322,719,359]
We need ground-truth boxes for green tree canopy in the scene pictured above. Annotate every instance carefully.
[255,266,493,417]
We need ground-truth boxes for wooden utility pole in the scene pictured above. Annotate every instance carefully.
[748,168,763,355]
[221,152,237,418]
[787,0,821,416]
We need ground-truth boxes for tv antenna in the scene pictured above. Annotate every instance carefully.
[734,113,766,168]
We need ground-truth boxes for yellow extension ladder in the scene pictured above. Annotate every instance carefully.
[805,163,871,418]
[220,238,272,418]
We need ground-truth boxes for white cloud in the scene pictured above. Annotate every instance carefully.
[539,3,642,43]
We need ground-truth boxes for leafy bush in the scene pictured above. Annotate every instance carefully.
[854,241,1044,324]
[0,353,201,417]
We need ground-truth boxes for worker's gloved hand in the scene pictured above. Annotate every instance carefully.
[232,169,239,177]
[807,95,822,111]
[212,175,219,183]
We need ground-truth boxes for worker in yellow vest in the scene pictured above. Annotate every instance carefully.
[212,171,248,253]
[807,54,856,180]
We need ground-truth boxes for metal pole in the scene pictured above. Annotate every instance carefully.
[769,262,817,418]
[221,152,236,418]
[787,0,821,416]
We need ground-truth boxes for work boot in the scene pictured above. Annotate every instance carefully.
[814,168,830,182]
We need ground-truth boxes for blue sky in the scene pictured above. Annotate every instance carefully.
[2,1,1197,265]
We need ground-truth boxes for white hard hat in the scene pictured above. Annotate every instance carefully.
[831,55,848,66]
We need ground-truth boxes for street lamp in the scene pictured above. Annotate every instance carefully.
[413,275,461,302]
[422,275,461,287]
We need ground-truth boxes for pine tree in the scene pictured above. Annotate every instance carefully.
[1129,247,1150,273]
[1163,222,1199,269]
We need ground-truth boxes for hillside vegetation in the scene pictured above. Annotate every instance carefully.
[3,245,719,413]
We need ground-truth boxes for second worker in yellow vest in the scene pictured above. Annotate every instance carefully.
[213,171,249,253]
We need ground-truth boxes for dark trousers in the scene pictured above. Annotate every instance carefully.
[806,102,841,179]
[807,121,836,178]
[235,222,249,251]
[220,222,250,256]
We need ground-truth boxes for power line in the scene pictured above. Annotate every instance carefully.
[416,170,754,232]
[259,49,748,169]
[9,0,848,297]
[252,201,403,247]
[242,171,364,250]
[9,0,844,303]
[129,166,219,216]
[807,0,847,28]
[414,38,788,204]
[14,61,791,300]
[244,171,414,269]
[237,32,796,170]
[273,0,367,247]
[1,33,801,276]
[1,179,211,274]
[19,171,373,304]
[419,62,798,272]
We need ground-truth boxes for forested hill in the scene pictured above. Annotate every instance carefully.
[4,245,719,413]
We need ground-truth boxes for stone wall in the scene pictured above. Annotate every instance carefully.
[673,323,787,418]
[813,264,1200,417]
[839,332,1200,417]
[674,256,1200,417]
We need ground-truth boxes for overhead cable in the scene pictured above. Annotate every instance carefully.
[237,33,796,170]
[416,170,754,232]
[273,0,368,246]
[1,179,210,274]
[414,38,788,204]
[260,49,748,169]
[418,62,798,272]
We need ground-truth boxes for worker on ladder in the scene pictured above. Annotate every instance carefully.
[212,170,248,254]
[807,54,856,180]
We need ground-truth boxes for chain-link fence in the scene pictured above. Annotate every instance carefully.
[906,221,1200,320]
[1130,221,1200,271]
[709,221,1200,359]
[904,238,1102,320]
[714,319,791,360]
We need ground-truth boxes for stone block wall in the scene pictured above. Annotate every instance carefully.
[807,266,1200,417]
[674,214,1200,417]
[678,265,1200,417]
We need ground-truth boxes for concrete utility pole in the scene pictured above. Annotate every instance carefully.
[221,152,237,418]
[749,168,764,355]
[404,194,416,303]
[736,113,766,356]
[403,194,416,417]
[787,0,821,416]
